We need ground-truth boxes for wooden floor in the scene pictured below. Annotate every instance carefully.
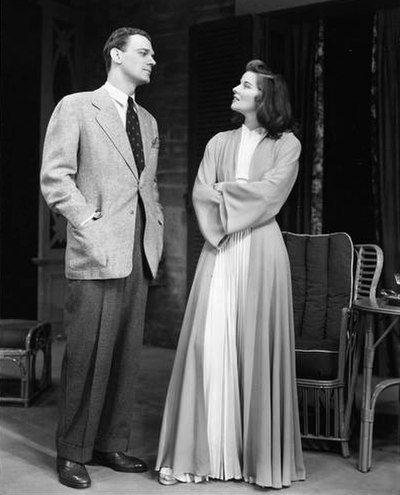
[0,339,399,495]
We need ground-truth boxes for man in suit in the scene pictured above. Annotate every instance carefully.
[40,27,164,489]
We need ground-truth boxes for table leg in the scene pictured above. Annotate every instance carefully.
[344,315,363,439]
[358,313,375,472]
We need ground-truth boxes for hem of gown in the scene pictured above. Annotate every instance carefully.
[158,466,209,484]
[158,466,306,489]
[244,474,307,490]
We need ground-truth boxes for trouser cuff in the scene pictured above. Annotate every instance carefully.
[94,435,130,453]
[57,440,93,464]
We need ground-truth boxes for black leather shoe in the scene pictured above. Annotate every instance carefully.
[57,457,91,489]
[92,451,147,473]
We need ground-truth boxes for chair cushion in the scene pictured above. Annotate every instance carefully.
[295,337,339,380]
[283,233,353,342]
[0,320,41,349]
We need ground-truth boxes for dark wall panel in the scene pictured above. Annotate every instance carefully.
[0,0,42,317]
[187,15,254,287]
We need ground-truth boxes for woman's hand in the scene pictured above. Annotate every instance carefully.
[213,182,223,192]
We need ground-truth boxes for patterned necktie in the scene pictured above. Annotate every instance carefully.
[126,96,145,174]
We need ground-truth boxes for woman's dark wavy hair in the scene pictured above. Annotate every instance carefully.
[234,59,298,140]
[103,27,151,73]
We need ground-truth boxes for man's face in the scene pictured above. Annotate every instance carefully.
[118,34,156,85]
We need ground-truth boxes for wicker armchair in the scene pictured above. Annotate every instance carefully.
[344,244,384,448]
[353,244,384,301]
[283,232,354,457]
[0,319,52,407]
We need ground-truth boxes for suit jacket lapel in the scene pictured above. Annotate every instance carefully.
[92,88,139,180]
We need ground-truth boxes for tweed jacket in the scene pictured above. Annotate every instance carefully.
[40,86,164,280]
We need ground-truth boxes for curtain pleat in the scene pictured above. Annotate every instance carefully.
[277,21,320,233]
[372,7,400,375]
[311,21,324,235]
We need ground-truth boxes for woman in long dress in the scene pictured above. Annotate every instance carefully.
[155,59,306,489]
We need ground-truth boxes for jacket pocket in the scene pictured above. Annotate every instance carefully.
[67,218,108,270]
[72,210,103,231]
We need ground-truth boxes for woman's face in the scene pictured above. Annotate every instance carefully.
[231,71,261,116]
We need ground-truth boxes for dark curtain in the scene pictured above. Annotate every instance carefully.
[288,22,319,234]
[275,21,320,233]
[373,7,400,375]
[323,11,375,242]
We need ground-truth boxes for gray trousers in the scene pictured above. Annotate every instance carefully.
[56,203,149,463]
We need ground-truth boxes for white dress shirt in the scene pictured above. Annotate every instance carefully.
[104,81,137,124]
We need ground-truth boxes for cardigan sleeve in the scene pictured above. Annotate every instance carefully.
[192,134,227,248]
[218,133,301,234]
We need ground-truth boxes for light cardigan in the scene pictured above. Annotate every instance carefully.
[193,128,301,248]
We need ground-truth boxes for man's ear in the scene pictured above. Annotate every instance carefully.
[110,47,122,64]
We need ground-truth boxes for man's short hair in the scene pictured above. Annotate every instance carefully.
[103,27,151,73]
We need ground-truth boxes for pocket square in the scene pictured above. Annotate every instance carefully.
[151,137,161,148]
